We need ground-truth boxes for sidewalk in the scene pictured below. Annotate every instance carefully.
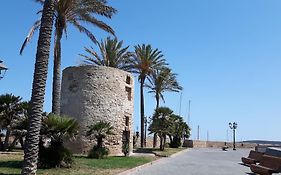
[119,148,252,175]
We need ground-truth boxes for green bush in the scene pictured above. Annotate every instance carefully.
[88,145,109,159]
[39,139,73,168]
[122,142,129,156]
[170,137,181,148]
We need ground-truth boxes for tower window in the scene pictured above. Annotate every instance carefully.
[125,87,132,101]
[125,116,129,126]
[126,76,131,85]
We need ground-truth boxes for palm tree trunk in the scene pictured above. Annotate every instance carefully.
[140,77,145,148]
[52,27,63,115]
[21,0,55,174]
[4,127,11,151]
[153,94,160,148]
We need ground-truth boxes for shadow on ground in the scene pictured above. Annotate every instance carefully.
[0,160,22,175]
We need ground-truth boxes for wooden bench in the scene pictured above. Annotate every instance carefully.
[250,155,281,175]
[241,150,264,166]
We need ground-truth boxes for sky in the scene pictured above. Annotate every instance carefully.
[0,0,281,142]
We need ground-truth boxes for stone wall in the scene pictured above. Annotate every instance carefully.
[183,140,257,149]
[60,66,134,156]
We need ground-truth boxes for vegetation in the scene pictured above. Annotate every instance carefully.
[128,44,167,148]
[21,0,55,174]
[87,121,114,159]
[0,153,156,175]
[39,114,79,168]
[21,0,117,114]
[149,107,190,150]
[80,37,133,71]
[145,67,182,147]
[0,94,28,151]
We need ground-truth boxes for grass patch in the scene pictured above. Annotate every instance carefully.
[134,147,187,157]
[0,153,155,175]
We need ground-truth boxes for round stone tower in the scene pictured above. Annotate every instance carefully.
[60,65,134,155]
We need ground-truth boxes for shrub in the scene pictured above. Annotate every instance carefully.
[122,142,129,156]
[170,137,181,148]
[88,145,109,159]
[38,139,73,168]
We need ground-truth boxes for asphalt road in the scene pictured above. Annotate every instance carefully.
[121,148,253,175]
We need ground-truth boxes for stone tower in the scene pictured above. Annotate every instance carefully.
[60,65,134,155]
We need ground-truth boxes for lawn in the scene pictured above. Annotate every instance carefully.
[0,153,156,175]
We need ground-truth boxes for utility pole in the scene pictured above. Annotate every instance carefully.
[207,130,209,142]
[179,92,182,116]
[188,100,191,125]
[197,125,200,140]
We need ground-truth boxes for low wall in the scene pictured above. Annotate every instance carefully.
[184,140,257,149]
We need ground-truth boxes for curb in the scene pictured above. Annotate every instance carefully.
[117,148,190,175]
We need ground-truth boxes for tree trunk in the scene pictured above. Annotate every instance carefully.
[21,0,55,174]
[3,127,11,151]
[153,133,157,148]
[97,137,103,148]
[153,94,160,148]
[52,26,63,115]
[140,77,145,148]
[159,134,164,151]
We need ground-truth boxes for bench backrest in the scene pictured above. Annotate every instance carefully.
[260,155,281,171]
[249,150,264,160]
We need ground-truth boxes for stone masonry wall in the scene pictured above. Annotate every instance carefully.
[60,66,134,156]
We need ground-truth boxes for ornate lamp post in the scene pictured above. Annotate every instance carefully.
[0,60,7,79]
[229,122,238,150]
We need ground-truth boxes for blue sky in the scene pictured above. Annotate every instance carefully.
[1,0,281,141]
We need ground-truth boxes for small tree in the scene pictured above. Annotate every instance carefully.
[0,94,26,151]
[149,107,173,151]
[87,121,114,159]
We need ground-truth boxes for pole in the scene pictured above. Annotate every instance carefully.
[179,92,182,116]
[233,128,236,150]
[197,125,200,140]
[188,100,191,125]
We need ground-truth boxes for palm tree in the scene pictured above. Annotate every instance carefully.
[147,67,182,110]
[39,114,79,167]
[21,0,117,115]
[80,37,133,71]
[145,67,182,147]
[128,44,167,147]
[149,107,173,151]
[21,0,55,174]
[87,121,114,149]
[0,94,23,151]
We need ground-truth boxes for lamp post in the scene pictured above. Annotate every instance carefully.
[0,60,7,79]
[229,122,238,150]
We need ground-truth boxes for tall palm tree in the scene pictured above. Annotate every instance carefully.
[128,44,167,147]
[145,67,182,148]
[80,37,133,71]
[21,0,55,174]
[21,0,116,115]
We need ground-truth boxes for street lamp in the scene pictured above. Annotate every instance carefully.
[229,122,238,150]
[0,60,7,79]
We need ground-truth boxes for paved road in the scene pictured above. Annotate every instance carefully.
[122,148,253,175]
